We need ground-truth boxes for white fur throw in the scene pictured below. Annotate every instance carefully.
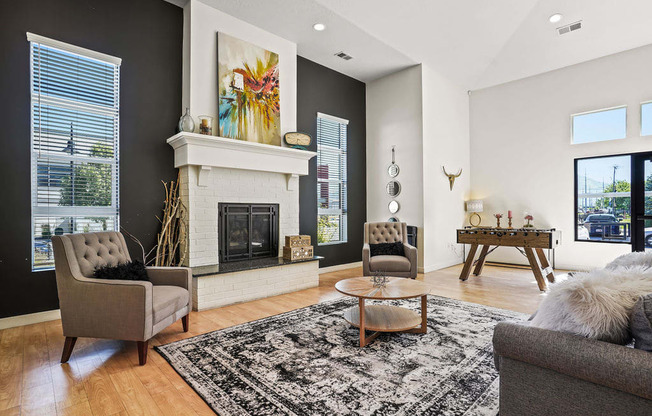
[605,251,652,270]
[530,266,652,344]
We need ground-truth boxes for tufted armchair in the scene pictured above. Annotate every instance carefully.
[51,231,192,365]
[363,222,418,279]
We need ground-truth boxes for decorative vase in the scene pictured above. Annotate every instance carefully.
[178,107,195,133]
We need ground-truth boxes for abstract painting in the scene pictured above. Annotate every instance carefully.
[218,33,281,146]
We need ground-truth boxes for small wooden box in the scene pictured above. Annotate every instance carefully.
[283,245,314,261]
[285,235,311,248]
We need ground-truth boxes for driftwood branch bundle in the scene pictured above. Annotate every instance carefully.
[153,172,186,267]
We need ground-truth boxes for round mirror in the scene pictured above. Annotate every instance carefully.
[386,180,401,197]
[388,200,400,214]
[387,163,400,178]
[388,216,399,222]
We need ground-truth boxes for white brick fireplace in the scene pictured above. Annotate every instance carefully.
[168,132,318,310]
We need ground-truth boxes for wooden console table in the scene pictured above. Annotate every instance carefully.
[456,228,561,291]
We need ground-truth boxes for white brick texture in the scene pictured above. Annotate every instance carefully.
[179,166,300,267]
[191,261,319,311]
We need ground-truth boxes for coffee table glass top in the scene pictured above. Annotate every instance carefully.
[335,276,430,300]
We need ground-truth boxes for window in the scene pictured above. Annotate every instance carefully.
[316,113,348,245]
[29,33,121,270]
[575,155,631,243]
[641,102,652,136]
[571,106,627,144]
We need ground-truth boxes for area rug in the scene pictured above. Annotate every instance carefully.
[155,296,527,416]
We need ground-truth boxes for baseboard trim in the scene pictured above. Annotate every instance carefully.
[422,259,464,274]
[0,309,61,330]
[319,261,362,274]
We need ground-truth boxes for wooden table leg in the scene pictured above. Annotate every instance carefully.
[524,247,547,291]
[535,248,555,283]
[473,245,490,276]
[460,243,479,281]
[419,295,427,333]
[359,298,365,347]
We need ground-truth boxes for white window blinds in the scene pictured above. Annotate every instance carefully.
[29,33,121,270]
[317,113,348,245]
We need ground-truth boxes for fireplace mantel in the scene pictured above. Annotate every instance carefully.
[167,132,316,189]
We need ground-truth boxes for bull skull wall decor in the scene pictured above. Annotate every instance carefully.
[442,166,462,191]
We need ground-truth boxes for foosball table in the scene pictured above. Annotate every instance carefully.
[456,228,561,291]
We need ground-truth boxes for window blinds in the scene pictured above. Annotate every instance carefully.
[29,34,121,270]
[317,113,348,244]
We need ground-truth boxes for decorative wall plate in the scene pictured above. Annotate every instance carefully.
[388,200,400,214]
[283,132,312,149]
[386,180,401,197]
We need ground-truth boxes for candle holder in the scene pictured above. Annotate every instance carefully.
[508,217,513,229]
[198,115,213,135]
[494,213,503,228]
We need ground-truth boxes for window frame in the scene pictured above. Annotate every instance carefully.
[570,105,628,145]
[316,112,348,246]
[640,100,652,137]
[574,152,633,245]
[28,33,121,271]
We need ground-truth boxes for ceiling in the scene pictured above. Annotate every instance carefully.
[175,0,652,90]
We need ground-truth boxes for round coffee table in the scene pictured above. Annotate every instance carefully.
[334,276,431,347]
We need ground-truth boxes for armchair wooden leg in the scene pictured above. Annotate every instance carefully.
[182,314,189,332]
[137,341,148,366]
[61,337,77,363]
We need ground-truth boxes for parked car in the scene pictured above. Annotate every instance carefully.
[583,214,620,237]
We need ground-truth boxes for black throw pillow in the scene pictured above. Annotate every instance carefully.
[93,260,149,281]
[369,242,405,257]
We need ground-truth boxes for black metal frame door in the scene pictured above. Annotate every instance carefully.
[631,152,652,252]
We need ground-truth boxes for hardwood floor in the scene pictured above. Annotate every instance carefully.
[0,264,548,415]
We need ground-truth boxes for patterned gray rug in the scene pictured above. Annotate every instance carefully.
[155,296,527,416]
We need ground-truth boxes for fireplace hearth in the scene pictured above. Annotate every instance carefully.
[219,203,279,263]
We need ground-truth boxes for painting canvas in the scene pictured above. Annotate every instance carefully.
[218,33,281,146]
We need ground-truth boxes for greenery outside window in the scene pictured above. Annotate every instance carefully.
[575,155,631,243]
[29,33,121,270]
[317,113,348,245]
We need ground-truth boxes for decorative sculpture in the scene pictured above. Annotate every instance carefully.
[442,166,462,191]
[371,271,388,288]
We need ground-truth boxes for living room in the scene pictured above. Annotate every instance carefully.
[1,0,651,415]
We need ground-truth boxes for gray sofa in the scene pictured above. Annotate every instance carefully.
[493,322,652,415]
[52,231,192,365]
[362,222,417,279]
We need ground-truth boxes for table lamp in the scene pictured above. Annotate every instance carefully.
[466,200,483,227]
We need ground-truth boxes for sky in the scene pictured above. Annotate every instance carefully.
[577,155,630,194]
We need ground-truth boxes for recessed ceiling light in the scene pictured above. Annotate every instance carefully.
[549,13,562,23]
[313,23,326,31]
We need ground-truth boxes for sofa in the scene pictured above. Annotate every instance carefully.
[493,251,652,415]
[493,321,652,415]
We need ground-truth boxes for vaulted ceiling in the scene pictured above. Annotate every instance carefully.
[188,0,652,90]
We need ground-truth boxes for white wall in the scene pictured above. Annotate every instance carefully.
[184,0,297,136]
[366,66,424,266]
[470,44,652,270]
[422,66,471,271]
[366,65,471,271]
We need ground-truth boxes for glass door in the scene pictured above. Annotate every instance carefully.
[631,153,652,252]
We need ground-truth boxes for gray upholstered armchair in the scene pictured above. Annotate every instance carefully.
[362,222,418,279]
[51,231,192,365]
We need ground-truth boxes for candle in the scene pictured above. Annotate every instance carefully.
[508,210,512,218]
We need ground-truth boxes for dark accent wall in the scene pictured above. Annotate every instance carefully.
[0,0,182,318]
[297,56,366,268]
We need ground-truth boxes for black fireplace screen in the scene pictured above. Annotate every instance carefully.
[218,203,279,263]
